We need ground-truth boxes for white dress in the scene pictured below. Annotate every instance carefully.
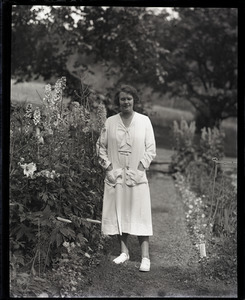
[96,112,156,236]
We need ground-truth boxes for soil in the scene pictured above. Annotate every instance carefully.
[80,171,237,298]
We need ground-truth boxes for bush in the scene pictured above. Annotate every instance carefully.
[199,127,225,170]
[170,119,225,175]
[172,119,237,276]
[10,77,107,280]
[169,119,196,173]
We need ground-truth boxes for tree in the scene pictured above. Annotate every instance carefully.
[11,6,169,100]
[154,7,237,130]
[11,6,81,96]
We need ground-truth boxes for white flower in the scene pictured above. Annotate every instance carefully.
[63,241,69,248]
[19,162,37,178]
[82,126,90,133]
[33,108,41,125]
[37,136,44,144]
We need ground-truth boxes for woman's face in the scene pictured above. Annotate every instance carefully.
[119,92,134,114]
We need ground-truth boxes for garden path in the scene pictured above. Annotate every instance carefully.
[81,149,237,298]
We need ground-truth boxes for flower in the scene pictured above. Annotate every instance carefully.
[63,241,69,248]
[33,108,41,125]
[96,102,107,130]
[82,126,90,133]
[36,169,60,179]
[37,136,44,144]
[25,104,33,118]
[19,162,37,178]
[35,127,44,144]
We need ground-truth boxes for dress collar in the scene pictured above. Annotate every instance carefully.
[118,112,136,128]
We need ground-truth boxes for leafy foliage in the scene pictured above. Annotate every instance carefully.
[11,6,168,96]
[10,77,107,280]
[170,119,225,174]
[175,171,237,282]
[157,7,237,129]
[171,115,237,282]
[170,119,197,173]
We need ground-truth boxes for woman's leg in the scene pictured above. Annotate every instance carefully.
[138,236,150,271]
[118,233,129,255]
[138,236,150,259]
[113,233,129,264]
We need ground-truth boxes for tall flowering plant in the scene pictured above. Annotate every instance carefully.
[170,119,197,172]
[10,77,107,279]
[200,126,225,170]
[171,119,236,270]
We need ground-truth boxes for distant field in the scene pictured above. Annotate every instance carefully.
[147,105,194,127]
[10,80,237,158]
[10,79,70,107]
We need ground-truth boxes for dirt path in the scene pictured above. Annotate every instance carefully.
[81,171,237,298]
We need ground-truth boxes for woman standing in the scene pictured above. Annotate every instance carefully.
[96,85,156,272]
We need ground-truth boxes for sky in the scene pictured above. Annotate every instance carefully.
[31,6,179,23]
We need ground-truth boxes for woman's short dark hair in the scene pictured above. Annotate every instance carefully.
[114,85,140,106]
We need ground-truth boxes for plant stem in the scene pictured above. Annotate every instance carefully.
[208,162,218,221]
[38,218,41,277]
[43,241,51,274]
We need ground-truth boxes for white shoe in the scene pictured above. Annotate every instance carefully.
[113,253,129,264]
[139,257,150,272]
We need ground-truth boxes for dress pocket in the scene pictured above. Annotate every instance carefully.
[105,169,123,187]
[125,169,147,187]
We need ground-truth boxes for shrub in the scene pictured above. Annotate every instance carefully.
[199,126,225,170]
[10,77,107,278]
[169,119,196,173]
[170,119,225,176]
[172,118,237,271]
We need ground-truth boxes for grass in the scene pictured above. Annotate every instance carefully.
[11,79,70,107]
[147,104,194,127]
[11,80,47,105]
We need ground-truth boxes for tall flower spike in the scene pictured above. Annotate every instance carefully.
[25,104,33,118]
[61,77,66,90]
[97,102,107,131]
[33,107,41,125]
